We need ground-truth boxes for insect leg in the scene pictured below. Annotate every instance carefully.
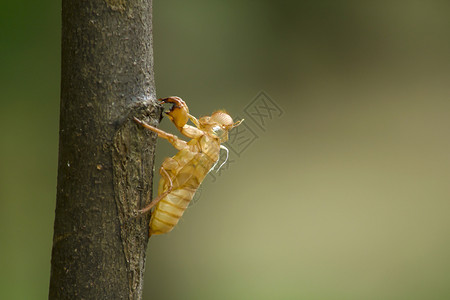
[159,97,204,139]
[188,114,200,128]
[133,117,187,150]
[179,124,204,139]
[138,167,173,214]
[160,97,189,130]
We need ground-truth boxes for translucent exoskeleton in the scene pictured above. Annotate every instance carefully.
[134,97,243,236]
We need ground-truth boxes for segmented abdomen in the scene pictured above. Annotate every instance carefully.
[150,187,196,235]
[149,149,217,235]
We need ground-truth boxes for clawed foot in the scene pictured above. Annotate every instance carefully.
[159,97,189,130]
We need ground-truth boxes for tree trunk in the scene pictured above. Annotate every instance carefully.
[49,1,159,299]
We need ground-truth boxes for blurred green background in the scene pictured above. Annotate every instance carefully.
[2,1,450,299]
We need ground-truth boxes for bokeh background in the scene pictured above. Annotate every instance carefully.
[2,1,450,299]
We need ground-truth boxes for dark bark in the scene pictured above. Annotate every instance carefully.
[50,1,160,299]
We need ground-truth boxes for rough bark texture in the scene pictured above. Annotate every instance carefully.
[49,1,160,299]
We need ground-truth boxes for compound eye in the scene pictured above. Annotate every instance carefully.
[211,125,224,137]
[212,126,223,136]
